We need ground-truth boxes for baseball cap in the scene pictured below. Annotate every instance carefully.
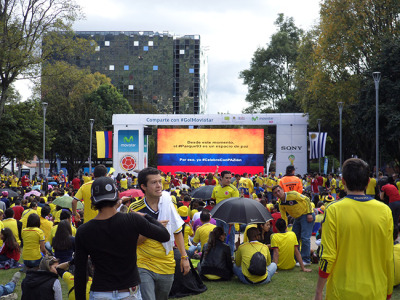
[91,177,118,204]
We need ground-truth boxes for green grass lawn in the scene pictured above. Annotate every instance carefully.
[0,263,399,299]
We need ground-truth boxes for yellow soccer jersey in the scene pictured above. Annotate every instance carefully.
[279,191,313,222]
[63,271,92,300]
[193,223,216,251]
[49,223,77,244]
[271,231,298,270]
[396,181,400,195]
[182,224,194,251]
[235,241,271,283]
[266,177,278,192]
[322,177,327,187]
[211,184,240,204]
[129,198,178,275]
[10,177,18,188]
[255,176,264,187]
[330,178,337,194]
[74,180,98,223]
[21,209,38,229]
[82,176,92,184]
[190,177,200,189]
[238,178,254,196]
[394,244,400,286]
[40,217,53,243]
[366,177,376,196]
[3,218,21,245]
[319,195,394,299]
[22,227,45,260]
[243,224,257,243]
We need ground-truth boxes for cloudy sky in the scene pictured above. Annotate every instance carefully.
[17,0,321,113]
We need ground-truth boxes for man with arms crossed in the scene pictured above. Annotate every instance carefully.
[211,170,239,256]
[130,168,190,300]
[315,158,394,300]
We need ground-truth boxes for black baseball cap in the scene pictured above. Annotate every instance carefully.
[91,177,118,204]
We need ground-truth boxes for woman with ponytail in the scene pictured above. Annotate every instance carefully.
[198,226,233,281]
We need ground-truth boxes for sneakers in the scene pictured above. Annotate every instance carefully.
[295,262,311,267]
[11,272,21,285]
[0,293,18,300]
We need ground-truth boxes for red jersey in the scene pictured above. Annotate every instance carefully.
[382,184,400,203]
[311,179,319,193]
[72,177,81,190]
[21,175,30,187]
[12,205,24,220]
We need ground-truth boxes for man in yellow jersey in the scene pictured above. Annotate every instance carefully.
[82,173,92,184]
[238,173,254,198]
[72,165,107,223]
[272,185,314,265]
[211,170,239,256]
[265,172,278,203]
[234,227,276,284]
[130,168,190,300]
[192,210,216,254]
[315,158,394,300]
[190,173,200,189]
[327,173,337,200]
[366,172,377,198]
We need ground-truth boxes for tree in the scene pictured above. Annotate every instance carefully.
[240,14,303,113]
[41,61,132,176]
[0,99,54,170]
[0,0,92,120]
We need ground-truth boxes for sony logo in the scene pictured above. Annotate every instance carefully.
[281,146,303,151]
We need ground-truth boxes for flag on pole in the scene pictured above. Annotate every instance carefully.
[96,131,113,158]
[309,132,327,159]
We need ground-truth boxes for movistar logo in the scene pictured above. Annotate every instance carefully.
[124,136,134,143]
[252,116,258,121]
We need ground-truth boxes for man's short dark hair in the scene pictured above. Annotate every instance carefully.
[4,208,14,219]
[275,218,287,233]
[221,170,231,178]
[247,227,260,241]
[286,165,295,175]
[138,167,161,192]
[41,205,51,218]
[342,158,369,192]
[271,185,281,192]
[93,165,108,178]
[200,209,211,222]
[27,213,40,228]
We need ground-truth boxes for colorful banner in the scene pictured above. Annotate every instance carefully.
[158,129,264,174]
[96,131,113,158]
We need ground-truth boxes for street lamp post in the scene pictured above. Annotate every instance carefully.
[42,102,48,177]
[317,119,322,173]
[337,102,344,173]
[89,119,95,174]
[373,72,381,180]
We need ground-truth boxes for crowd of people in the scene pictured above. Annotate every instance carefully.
[0,158,398,299]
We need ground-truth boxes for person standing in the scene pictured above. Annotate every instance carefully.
[272,185,314,265]
[380,178,400,226]
[211,170,239,256]
[130,167,190,300]
[279,165,303,193]
[74,176,170,300]
[72,165,107,224]
[315,158,394,300]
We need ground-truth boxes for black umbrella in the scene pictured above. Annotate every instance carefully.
[0,189,18,198]
[190,185,214,200]
[175,171,186,176]
[210,197,273,224]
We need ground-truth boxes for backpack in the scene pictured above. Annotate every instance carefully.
[247,244,267,276]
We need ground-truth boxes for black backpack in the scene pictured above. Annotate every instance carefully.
[247,244,267,276]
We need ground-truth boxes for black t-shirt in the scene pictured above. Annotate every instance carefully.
[74,212,170,300]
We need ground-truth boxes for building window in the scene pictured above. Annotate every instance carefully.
[124,65,129,71]
[148,41,153,46]
[109,65,114,71]
[128,85,134,90]
[134,41,139,46]
[95,46,100,51]
[153,65,158,71]
[189,68,194,73]
[180,49,185,54]
[105,41,110,46]
[143,46,149,51]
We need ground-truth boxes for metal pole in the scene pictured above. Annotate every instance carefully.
[373,72,381,180]
[42,102,48,177]
[337,102,344,173]
[317,119,322,173]
[89,119,95,174]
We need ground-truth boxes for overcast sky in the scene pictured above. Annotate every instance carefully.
[16,0,321,113]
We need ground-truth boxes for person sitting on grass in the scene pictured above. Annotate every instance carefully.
[52,220,75,264]
[0,228,20,269]
[198,226,233,281]
[271,218,312,272]
[190,210,216,258]
[234,227,277,285]
[0,271,21,299]
[21,213,46,269]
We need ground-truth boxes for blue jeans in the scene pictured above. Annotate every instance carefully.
[138,268,174,300]
[24,258,42,268]
[233,263,277,284]
[90,290,140,300]
[292,213,315,264]
[187,244,201,258]
[0,281,15,296]
[216,220,235,256]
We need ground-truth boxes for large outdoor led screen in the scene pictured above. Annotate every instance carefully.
[157,129,264,174]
